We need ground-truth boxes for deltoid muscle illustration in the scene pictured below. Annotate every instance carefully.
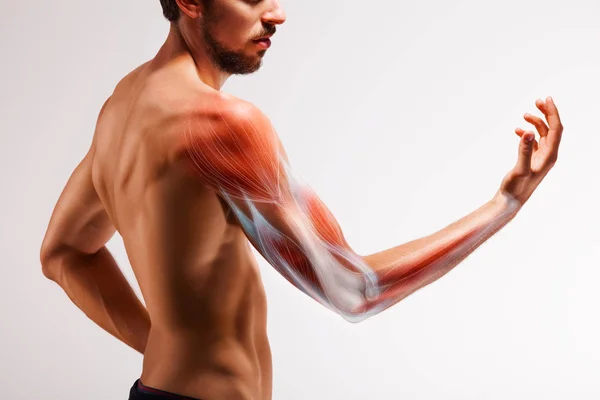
[182,105,521,323]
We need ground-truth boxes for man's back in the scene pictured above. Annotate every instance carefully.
[93,57,272,400]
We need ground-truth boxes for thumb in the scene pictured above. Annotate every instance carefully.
[515,131,535,174]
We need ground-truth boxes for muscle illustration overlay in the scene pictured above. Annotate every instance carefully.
[182,102,521,322]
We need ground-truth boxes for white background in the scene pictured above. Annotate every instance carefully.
[1,0,599,398]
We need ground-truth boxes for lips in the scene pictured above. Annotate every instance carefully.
[254,38,271,48]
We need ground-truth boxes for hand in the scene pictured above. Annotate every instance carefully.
[497,96,564,206]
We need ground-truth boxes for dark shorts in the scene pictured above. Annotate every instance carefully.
[128,379,202,400]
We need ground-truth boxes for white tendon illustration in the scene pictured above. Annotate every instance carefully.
[183,106,521,323]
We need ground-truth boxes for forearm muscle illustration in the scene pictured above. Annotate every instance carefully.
[182,103,521,323]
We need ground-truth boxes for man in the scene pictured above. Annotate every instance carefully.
[39,0,564,399]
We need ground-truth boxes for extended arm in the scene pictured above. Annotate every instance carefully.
[183,97,561,323]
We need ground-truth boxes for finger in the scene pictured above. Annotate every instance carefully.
[544,96,564,150]
[545,96,563,130]
[515,128,539,151]
[523,113,549,137]
[535,98,547,115]
[515,130,535,175]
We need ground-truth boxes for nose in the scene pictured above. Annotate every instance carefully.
[262,0,286,25]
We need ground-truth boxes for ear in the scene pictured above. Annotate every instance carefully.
[175,0,205,19]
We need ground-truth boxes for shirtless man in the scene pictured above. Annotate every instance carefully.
[39,0,564,399]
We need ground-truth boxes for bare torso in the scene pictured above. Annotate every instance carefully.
[91,56,272,400]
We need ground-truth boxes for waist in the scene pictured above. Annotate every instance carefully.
[137,372,256,400]
[140,329,268,399]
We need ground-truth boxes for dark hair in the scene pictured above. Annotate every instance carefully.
[160,0,180,22]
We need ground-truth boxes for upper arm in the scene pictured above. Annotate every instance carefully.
[40,98,116,264]
[183,100,379,318]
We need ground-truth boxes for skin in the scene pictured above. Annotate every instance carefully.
[39,0,563,399]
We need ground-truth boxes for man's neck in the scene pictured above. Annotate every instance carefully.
[155,23,231,91]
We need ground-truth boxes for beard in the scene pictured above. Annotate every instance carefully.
[200,17,264,75]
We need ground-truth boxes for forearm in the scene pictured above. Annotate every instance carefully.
[360,191,521,314]
[42,246,150,354]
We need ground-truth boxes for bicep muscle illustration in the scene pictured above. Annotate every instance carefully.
[182,102,521,323]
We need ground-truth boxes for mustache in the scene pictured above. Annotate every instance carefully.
[254,26,276,39]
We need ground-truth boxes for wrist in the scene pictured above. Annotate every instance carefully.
[491,190,522,216]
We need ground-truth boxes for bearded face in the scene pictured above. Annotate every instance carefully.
[196,0,278,75]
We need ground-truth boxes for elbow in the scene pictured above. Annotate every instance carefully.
[339,309,372,324]
[340,270,381,323]
[327,283,380,324]
[317,287,374,323]
[40,258,58,282]
[334,298,379,323]
[40,247,52,279]
[40,246,63,282]
[317,268,382,323]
